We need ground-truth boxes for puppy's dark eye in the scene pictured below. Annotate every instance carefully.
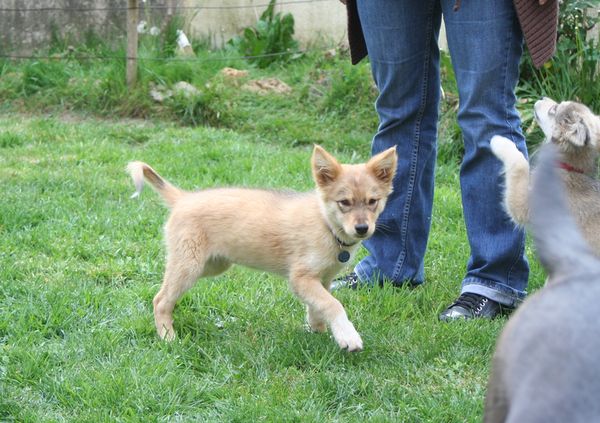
[338,199,352,208]
[368,199,378,206]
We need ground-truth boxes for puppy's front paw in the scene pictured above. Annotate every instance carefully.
[331,316,363,352]
[156,324,176,341]
[490,135,521,164]
[491,135,529,176]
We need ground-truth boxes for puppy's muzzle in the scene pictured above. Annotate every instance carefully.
[355,223,369,237]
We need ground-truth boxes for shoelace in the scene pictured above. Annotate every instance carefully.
[452,292,486,312]
[344,273,360,286]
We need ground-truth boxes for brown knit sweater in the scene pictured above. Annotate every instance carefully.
[346,0,558,68]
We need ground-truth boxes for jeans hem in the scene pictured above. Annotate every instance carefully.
[355,262,425,287]
[354,262,377,287]
[461,277,526,308]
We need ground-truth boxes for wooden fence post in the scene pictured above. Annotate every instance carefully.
[126,0,139,88]
[165,0,174,29]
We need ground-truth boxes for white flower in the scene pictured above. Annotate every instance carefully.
[137,20,147,34]
[176,30,191,48]
[149,26,160,36]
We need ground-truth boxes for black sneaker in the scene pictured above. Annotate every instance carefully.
[331,272,419,291]
[330,272,362,291]
[438,292,511,321]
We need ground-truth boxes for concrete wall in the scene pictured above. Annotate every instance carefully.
[187,1,448,51]
[0,0,169,53]
[186,0,348,48]
[0,0,351,53]
[11,0,568,52]
[1,0,121,52]
[2,1,598,57]
[0,0,449,54]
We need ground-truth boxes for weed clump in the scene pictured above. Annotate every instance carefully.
[226,0,300,68]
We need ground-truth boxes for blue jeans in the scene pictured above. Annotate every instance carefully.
[354,0,529,307]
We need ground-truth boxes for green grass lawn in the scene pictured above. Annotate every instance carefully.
[0,114,544,422]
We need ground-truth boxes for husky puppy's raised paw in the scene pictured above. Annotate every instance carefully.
[127,145,397,352]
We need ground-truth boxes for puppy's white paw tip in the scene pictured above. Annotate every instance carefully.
[490,135,520,162]
[490,135,511,150]
[331,317,363,352]
[338,337,363,352]
[345,340,363,352]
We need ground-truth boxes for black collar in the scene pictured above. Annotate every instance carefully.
[329,226,359,248]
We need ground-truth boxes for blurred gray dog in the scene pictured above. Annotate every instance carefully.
[484,143,600,422]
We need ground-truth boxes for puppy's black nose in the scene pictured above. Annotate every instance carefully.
[355,224,369,236]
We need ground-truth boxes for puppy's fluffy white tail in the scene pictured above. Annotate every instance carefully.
[126,161,184,208]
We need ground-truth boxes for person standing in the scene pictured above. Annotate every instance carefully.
[334,0,558,320]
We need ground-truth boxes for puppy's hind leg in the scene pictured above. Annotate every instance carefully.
[153,253,206,341]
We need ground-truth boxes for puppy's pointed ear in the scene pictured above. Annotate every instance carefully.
[367,146,397,184]
[312,145,342,187]
[564,117,592,147]
[555,106,598,148]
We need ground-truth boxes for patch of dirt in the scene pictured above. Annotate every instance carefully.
[242,78,292,95]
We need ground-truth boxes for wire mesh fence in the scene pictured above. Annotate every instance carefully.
[0,0,342,86]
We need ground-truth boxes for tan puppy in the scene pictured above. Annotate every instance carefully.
[127,145,397,351]
[491,98,600,253]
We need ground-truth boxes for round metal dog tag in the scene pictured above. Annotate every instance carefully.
[338,250,350,263]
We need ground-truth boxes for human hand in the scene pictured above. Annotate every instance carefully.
[539,0,547,4]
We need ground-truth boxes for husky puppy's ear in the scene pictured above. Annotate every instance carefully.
[367,146,397,185]
[563,117,590,147]
[312,144,342,186]
[554,104,598,148]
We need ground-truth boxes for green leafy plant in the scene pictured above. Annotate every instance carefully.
[558,0,599,43]
[518,1,600,146]
[226,0,300,68]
